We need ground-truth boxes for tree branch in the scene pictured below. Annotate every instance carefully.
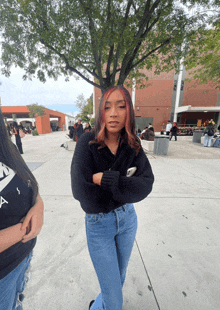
[131,0,140,15]
[118,1,162,84]
[130,37,171,70]
[111,0,133,85]
[135,0,160,40]
[78,0,104,88]
[107,0,112,22]
[125,12,161,72]
[106,44,114,79]
[40,39,102,89]
[75,57,99,79]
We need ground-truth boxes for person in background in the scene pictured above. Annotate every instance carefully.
[203,121,215,147]
[144,127,155,141]
[67,126,74,139]
[148,123,154,132]
[137,129,141,137]
[84,122,92,133]
[140,126,148,139]
[170,122,178,141]
[71,85,154,310]
[0,108,44,310]
[5,122,12,139]
[166,120,172,136]
[11,122,24,154]
[74,118,84,143]
[141,126,148,135]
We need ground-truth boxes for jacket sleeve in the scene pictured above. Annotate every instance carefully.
[100,147,154,204]
[70,133,102,207]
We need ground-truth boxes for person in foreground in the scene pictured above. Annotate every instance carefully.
[0,110,44,310]
[71,86,154,310]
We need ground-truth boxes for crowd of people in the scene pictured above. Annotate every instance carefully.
[67,119,92,142]
[138,119,220,147]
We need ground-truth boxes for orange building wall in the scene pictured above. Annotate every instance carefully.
[1,106,66,134]
[182,81,219,107]
[135,79,174,130]
[36,108,66,134]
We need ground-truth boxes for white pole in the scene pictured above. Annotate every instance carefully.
[173,58,184,123]
[132,77,136,108]
[93,76,96,118]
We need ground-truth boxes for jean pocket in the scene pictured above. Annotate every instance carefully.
[126,203,135,213]
[86,214,101,225]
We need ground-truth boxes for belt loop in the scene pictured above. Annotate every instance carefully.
[122,204,126,212]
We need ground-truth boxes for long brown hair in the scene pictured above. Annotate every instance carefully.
[90,85,140,153]
[0,109,38,205]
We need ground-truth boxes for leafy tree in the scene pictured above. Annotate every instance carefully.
[27,103,46,122]
[184,21,220,86]
[76,93,93,122]
[0,0,213,92]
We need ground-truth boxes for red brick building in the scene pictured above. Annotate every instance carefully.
[1,106,66,134]
[94,67,220,132]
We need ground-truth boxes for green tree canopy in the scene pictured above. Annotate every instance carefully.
[27,103,46,119]
[184,20,220,86]
[76,93,93,122]
[0,0,214,91]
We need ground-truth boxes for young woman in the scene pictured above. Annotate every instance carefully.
[0,110,44,309]
[84,122,92,133]
[11,122,24,154]
[203,121,215,147]
[71,86,154,310]
[169,122,178,141]
[5,122,12,139]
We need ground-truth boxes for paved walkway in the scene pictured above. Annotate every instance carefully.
[18,131,220,310]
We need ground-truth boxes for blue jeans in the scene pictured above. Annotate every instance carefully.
[0,251,32,310]
[203,134,213,147]
[85,203,138,310]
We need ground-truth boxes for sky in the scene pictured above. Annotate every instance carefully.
[0,66,93,116]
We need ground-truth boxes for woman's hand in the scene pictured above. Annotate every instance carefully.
[92,173,103,186]
[21,194,44,243]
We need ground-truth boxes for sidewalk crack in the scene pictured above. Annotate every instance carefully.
[135,239,161,310]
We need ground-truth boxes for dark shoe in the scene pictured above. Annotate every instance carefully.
[89,300,95,309]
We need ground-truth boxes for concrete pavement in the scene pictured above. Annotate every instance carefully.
[19,131,220,310]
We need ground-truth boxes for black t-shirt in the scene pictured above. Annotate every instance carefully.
[0,162,36,280]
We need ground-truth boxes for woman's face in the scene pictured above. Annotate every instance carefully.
[104,89,127,135]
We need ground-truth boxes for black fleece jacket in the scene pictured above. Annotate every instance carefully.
[71,132,154,214]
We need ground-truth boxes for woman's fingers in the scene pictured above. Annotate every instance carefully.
[22,215,37,243]
[21,213,32,231]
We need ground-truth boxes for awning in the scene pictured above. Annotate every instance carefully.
[176,106,220,113]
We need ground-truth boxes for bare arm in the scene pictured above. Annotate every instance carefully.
[0,223,26,253]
